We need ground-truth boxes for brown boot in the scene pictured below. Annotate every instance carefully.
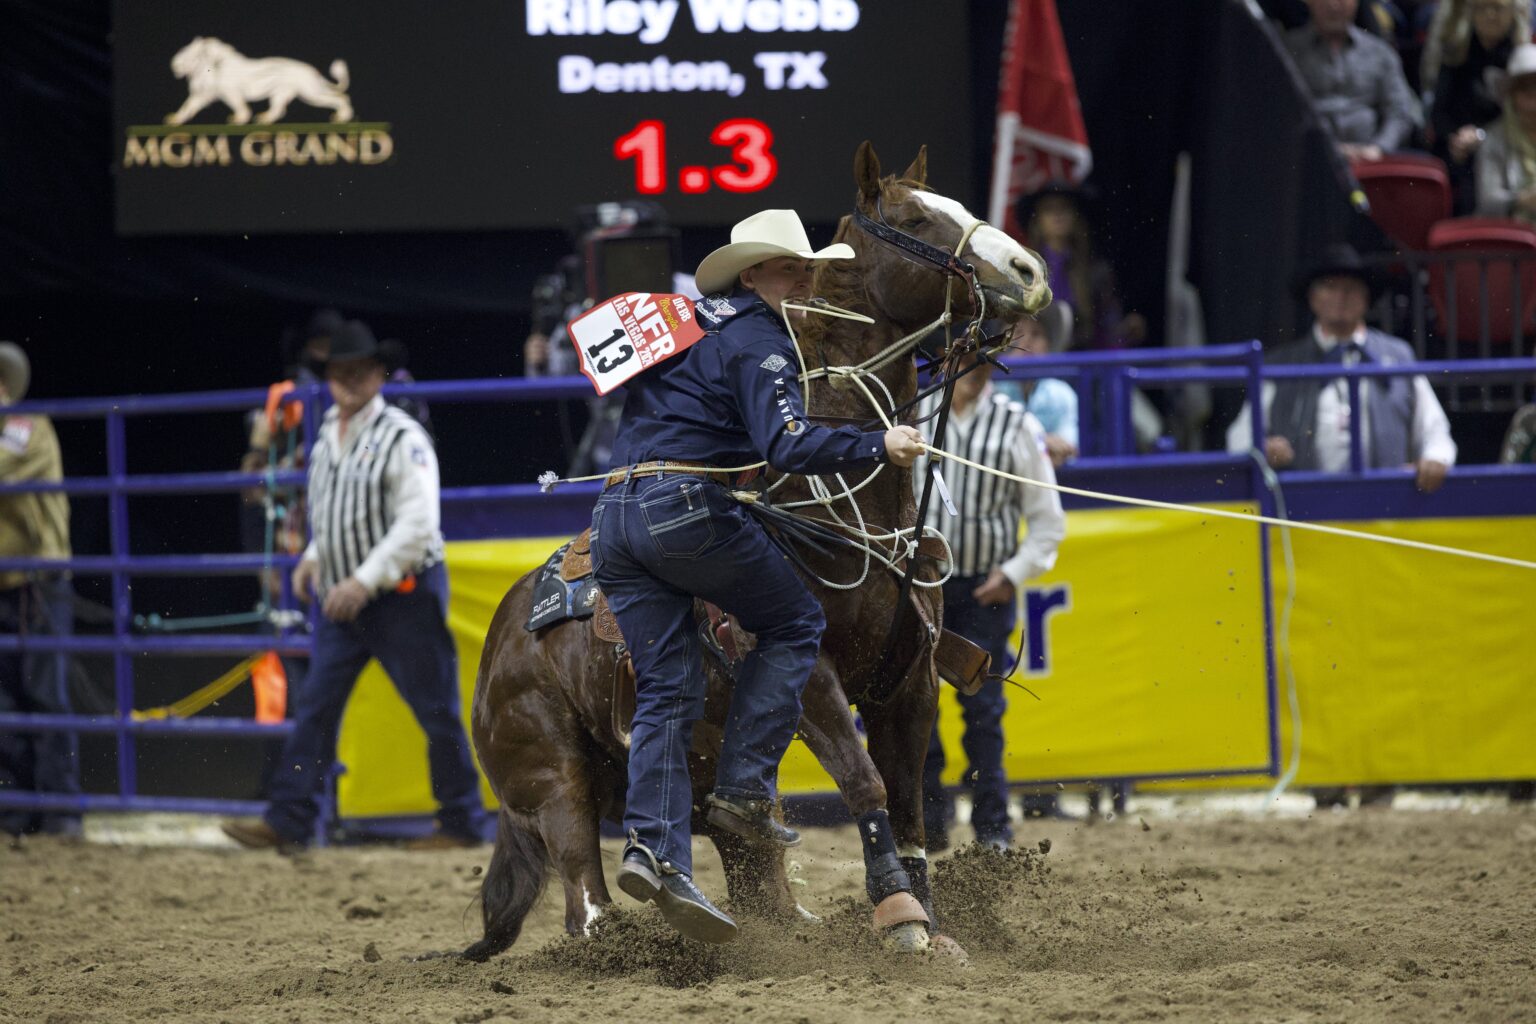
[221,817,304,852]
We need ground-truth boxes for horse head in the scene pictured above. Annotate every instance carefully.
[842,141,1051,333]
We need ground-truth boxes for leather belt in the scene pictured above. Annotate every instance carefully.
[603,460,762,490]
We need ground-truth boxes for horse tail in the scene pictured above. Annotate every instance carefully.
[329,59,349,92]
[461,806,548,961]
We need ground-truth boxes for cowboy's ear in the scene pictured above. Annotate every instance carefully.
[854,141,882,200]
[901,146,928,187]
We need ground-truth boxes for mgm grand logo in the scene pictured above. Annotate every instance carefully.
[122,37,393,168]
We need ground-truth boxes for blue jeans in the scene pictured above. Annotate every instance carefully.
[264,562,484,843]
[923,574,1016,844]
[591,473,824,876]
[0,575,80,836]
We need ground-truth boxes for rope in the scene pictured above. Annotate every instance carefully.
[919,442,1536,572]
[133,655,261,720]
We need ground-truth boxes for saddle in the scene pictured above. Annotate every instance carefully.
[550,529,742,745]
[537,529,986,747]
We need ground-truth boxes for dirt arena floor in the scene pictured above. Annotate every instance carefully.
[3,796,1534,1024]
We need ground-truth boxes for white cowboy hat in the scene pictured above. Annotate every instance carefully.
[1511,42,1536,80]
[1490,42,1536,95]
[694,209,855,296]
[0,342,30,403]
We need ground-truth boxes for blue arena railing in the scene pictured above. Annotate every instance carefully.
[2,344,1534,819]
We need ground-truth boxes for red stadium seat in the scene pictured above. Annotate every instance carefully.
[1426,217,1536,349]
[1352,154,1452,252]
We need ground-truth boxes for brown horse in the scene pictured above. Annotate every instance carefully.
[463,142,1050,960]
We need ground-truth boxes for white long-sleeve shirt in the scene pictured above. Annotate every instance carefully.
[915,386,1066,585]
[302,395,444,596]
[1225,326,1457,471]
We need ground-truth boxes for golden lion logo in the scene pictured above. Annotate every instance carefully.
[165,36,353,126]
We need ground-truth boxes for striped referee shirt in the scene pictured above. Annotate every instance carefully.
[914,385,1065,584]
[302,395,445,595]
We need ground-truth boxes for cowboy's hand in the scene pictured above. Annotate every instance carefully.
[1414,458,1449,493]
[291,559,320,604]
[1044,434,1078,466]
[522,333,550,371]
[322,577,370,623]
[972,568,1017,607]
[884,425,926,468]
[1264,435,1295,468]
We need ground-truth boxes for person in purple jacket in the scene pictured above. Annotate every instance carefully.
[590,210,925,944]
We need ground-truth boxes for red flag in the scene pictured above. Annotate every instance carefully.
[988,0,1093,239]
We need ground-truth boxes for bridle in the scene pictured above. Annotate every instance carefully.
[850,197,986,325]
[844,194,997,692]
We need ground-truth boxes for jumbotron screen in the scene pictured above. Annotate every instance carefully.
[112,0,973,234]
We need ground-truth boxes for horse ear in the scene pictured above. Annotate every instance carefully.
[901,147,928,186]
[854,141,882,200]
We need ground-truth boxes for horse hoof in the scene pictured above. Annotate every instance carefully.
[883,921,931,953]
[927,933,970,965]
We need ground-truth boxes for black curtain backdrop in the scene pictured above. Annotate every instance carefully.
[3,1,1380,384]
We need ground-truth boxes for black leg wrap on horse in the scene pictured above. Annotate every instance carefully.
[858,810,913,905]
[900,855,936,926]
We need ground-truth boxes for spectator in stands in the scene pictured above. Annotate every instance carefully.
[0,342,80,838]
[1283,0,1422,162]
[1428,0,1529,210]
[1475,43,1536,220]
[1226,244,1456,491]
[996,304,1080,466]
[1018,184,1146,350]
[916,349,1066,847]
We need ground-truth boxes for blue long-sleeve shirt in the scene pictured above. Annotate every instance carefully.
[609,294,889,475]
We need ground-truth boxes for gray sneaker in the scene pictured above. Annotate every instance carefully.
[616,844,737,945]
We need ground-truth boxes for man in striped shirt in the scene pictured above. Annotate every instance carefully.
[223,321,484,851]
[916,350,1066,850]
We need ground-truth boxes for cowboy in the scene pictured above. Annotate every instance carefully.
[222,321,486,851]
[0,342,81,837]
[1226,243,1456,492]
[591,210,926,943]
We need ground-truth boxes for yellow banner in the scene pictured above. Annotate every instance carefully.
[335,511,1536,818]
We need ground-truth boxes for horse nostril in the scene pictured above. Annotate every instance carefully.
[1012,258,1036,288]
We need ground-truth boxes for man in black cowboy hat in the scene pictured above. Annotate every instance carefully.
[223,321,486,851]
[1227,244,1456,492]
[0,342,81,837]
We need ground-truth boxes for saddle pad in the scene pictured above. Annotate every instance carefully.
[526,542,601,633]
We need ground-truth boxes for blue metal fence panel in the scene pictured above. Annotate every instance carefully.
[4,346,1536,816]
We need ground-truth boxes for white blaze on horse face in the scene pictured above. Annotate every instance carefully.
[910,190,1049,308]
[581,886,603,935]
